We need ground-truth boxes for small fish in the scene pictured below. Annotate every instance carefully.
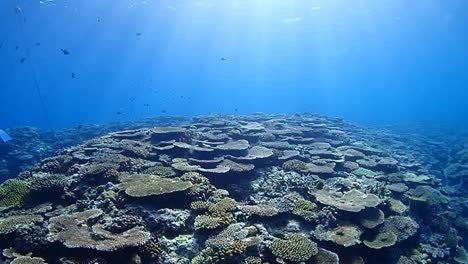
[24,18,27,23]
[144,103,149,107]
[234,108,238,112]
[60,48,70,55]
[97,17,101,22]
[77,125,83,129]
[116,111,122,115]
[20,57,26,63]
[35,42,41,46]
[136,33,142,36]
[161,110,167,113]
[14,6,22,15]
[71,73,76,79]
[220,57,227,61]
[180,95,184,99]
[15,46,19,50]
[129,97,136,102]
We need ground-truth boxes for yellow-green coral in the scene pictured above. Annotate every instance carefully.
[194,214,233,230]
[269,233,318,262]
[292,199,317,221]
[0,179,31,208]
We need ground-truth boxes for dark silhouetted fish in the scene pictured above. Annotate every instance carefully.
[35,42,40,46]
[77,125,83,129]
[136,33,142,36]
[20,57,26,63]
[60,48,70,55]
[14,6,21,15]
[97,17,101,23]
[116,112,122,115]
[161,110,167,113]
[220,57,227,61]
[72,73,76,79]
[15,46,19,50]
[144,104,149,107]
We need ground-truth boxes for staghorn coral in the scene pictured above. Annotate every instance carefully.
[119,174,192,197]
[48,209,150,251]
[269,233,318,262]
[0,179,31,208]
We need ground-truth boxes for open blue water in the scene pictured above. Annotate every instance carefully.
[1,0,467,129]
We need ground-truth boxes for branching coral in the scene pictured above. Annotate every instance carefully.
[0,179,31,208]
[269,233,318,262]
[292,198,317,221]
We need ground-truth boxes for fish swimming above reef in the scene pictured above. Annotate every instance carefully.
[0,129,12,143]
[14,6,22,15]
[60,48,70,55]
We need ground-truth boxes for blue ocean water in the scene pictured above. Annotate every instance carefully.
[1,0,467,129]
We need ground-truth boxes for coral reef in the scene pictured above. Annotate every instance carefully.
[0,114,466,264]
